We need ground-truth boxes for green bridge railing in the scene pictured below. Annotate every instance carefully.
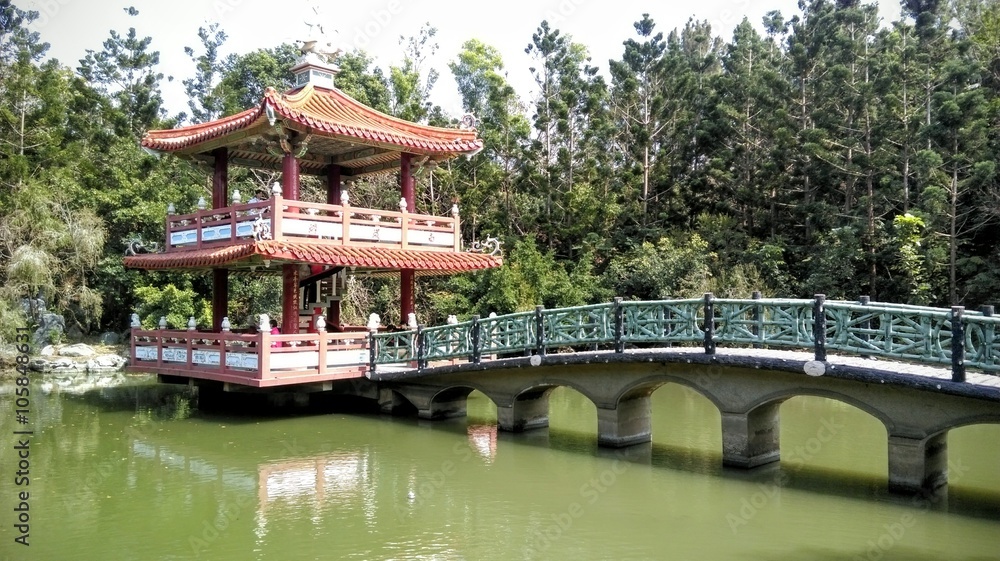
[368,295,1000,382]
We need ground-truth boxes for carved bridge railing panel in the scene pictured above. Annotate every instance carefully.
[620,299,703,344]
[366,296,1000,380]
[712,299,814,348]
[824,303,954,366]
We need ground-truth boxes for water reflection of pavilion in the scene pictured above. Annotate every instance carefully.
[130,437,373,528]
[127,422,498,535]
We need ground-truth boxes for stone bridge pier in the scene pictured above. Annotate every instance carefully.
[373,354,1000,494]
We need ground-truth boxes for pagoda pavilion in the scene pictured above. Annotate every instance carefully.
[124,52,502,389]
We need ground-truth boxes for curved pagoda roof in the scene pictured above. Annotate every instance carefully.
[141,83,483,178]
[124,240,502,275]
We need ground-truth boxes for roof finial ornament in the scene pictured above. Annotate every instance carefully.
[459,113,478,130]
[296,3,343,65]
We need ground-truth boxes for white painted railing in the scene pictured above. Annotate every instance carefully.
[129,328,370,387]
[165,195,460,252]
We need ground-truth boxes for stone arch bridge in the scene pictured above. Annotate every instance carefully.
[362,297,1000,494]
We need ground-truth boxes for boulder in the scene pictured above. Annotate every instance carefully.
[40,345,55,357]
[99,331,121,345]
[66,325,83,340]
[28,358,48,372]
[59,343,96,357]
[49,358,78,370]
[32,312,65,347]
[86,355,127,371]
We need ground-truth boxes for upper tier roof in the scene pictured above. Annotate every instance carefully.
[141,84,483,178]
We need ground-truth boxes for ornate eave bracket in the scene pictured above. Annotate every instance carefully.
[125,237,161,256]
[466,236,502,257]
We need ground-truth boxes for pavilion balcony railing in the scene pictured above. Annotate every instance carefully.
[130,327,369,385]
[164,195,460,253]
[368,295,1000,383]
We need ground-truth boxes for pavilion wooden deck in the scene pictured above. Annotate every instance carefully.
[128,328,371,387]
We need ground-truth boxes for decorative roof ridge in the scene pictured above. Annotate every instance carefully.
[269,83,481,143]
[140,106,263,148]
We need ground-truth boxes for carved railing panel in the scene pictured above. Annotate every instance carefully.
[542,303,613,348]
[372,330,418,365]
[620,299,703,344]
[479,311,536,355]
[423,321,475,361]
[825,303,953,365]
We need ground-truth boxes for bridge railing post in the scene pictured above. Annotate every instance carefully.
[751,291,762,349]
[535,305,546,357]
[859,295,871,358]
[981,306,995,367]
[951,306,965,382]
[470,315,482,364]
[368,331,377,374]
[417,325,427,370]
[703,293,715,355]
[614,297,624,353]
[813,294,827,362]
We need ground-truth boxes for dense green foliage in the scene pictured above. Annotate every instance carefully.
[1,0,999,340]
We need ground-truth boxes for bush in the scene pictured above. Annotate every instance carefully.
[133,284,212,330]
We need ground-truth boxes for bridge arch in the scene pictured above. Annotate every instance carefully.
[746,388,895,433]
[924,415,1000,440]
[610,374,727,414]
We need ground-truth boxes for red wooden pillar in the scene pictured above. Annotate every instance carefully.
[282,264,300,337]
[326,165,342,330]
[212,147,229,331]
[212,147,228,207]
[400,153,415,326]
[282,152,300,202]
[326,164,342,205]
[281,152,300,336]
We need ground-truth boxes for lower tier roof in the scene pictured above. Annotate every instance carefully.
[123,240,502,274]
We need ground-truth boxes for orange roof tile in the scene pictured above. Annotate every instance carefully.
[123,241,502,273]
[141,84,482,157]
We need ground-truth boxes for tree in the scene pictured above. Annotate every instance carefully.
[807,0,885,294]
[335,50,391,112]
[448,39,530,236]
[525,21,615,255]
[182,23,227,124]
[609,14,667,230]
[389,23,439,122]
[216,44,298,114]
[706,17,790,238]
[77,6,165,138]
[917,43,993,304]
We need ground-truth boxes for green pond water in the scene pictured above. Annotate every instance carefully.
[0,374,998,560]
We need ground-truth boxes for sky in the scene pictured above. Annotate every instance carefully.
[23,0,903,119]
